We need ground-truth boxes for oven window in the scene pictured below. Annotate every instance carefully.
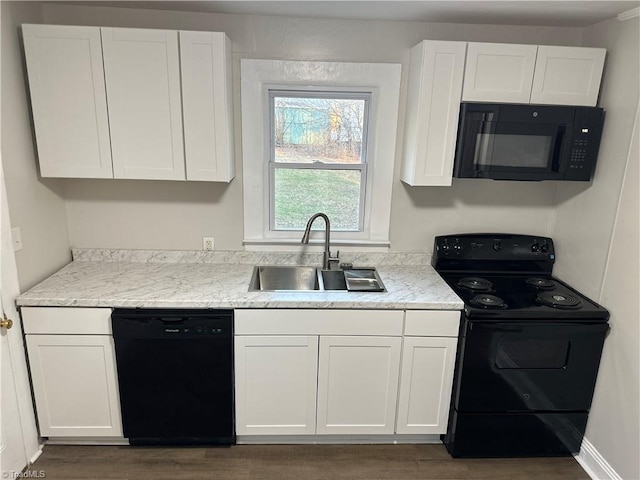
[495,339,569,369]
[475,133,552,168]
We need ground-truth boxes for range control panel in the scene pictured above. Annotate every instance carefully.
[433,234,555,263]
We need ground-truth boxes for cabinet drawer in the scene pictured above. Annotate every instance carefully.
[404,310,460,337]
[235,309,404,336]
[21,307,112,334]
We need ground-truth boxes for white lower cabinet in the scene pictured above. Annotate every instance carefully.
[234,309,459,439]
[395,336,457,434]
[234,309,404,437]
[20,306,459,440]
[234,336,319,435]
[395,310,460,435]
[316,336,401,434]
[22,307,123,438]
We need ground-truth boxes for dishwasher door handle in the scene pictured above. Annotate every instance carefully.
[159,317,188,323]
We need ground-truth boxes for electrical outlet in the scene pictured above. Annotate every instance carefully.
[203,237,215,251]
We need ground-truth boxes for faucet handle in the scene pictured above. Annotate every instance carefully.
[328,250,340,270]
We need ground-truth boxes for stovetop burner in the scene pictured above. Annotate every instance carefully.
[458,277,493,291]
[438,273,608,319]
[432,234,609,321]
[471,294,508,309]
[526,277,557,290]
[535,292,582,309]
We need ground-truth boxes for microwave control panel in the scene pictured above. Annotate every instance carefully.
[564,108,605,181]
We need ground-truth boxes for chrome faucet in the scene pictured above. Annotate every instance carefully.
[301,213,339,270]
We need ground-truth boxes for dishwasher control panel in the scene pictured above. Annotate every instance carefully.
[112,308,233,339]
[162,325,226,336]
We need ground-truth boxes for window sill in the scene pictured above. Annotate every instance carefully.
[243,239,391,252]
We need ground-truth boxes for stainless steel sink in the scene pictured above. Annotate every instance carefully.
[249,266,320,291]
[248,266,385,292]
[320,270,348,291]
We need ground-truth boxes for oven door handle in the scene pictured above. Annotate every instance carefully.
[470,323,522,332]
[470,322,609,333]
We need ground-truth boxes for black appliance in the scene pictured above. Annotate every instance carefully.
[112,308,235,446]
[454,103,604,181]
[433,234,608,457]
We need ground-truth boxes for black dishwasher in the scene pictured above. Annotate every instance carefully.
[112,309,235,446]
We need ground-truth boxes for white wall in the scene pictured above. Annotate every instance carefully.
[1,1,71,290]
[40,3,584,251]
[587,101,639,480]
[553,16,640,297]
[552,15,639,480]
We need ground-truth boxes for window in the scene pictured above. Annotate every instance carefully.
[270,91,370,232]
[241,59,401,247]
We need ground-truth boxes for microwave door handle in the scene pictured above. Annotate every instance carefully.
[551,126,567,171]
[474,115,494,170]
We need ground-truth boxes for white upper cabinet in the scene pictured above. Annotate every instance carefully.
[101,28,185,180]
[23,24,235,182]
[530,46,606,107]
[180,31,235,182]
[462,42,538,103]
[22,24,113,178]
[462,42,605,106]
[401,41,467,187]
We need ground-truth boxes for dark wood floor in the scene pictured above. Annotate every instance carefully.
[28,444,591,480]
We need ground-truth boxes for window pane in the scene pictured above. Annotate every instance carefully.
[273,96,366,164]
[273,168,362,231]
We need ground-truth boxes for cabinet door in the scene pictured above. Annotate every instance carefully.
[463,43,538,103]
[530,46,606,106]
[101,28,185,180]
[25,335,123,437]
[22,24,113,178]
[401,41,466,186]
[180,31,235,182]
[396,336,457,434]
[316,336,401,434]
[235,336,318,435]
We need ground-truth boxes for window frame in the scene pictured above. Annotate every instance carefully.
[241,59,401,247]
[268,89,371,233]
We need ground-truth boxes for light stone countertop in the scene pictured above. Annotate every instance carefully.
[16,249,463,310]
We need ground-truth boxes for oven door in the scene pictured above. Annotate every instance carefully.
[454,320,608,413]
[454,103,573,180]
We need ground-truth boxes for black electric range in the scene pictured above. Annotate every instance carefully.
[433,233,609,458]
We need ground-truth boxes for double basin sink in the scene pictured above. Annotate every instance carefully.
[248,266,386,292]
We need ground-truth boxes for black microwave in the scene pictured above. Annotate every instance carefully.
[453,103,604,181]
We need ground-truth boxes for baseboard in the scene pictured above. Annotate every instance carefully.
[237,434,442,445]
[28,443,44,464]
[45,437,129,446]
[575,438,622,480]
